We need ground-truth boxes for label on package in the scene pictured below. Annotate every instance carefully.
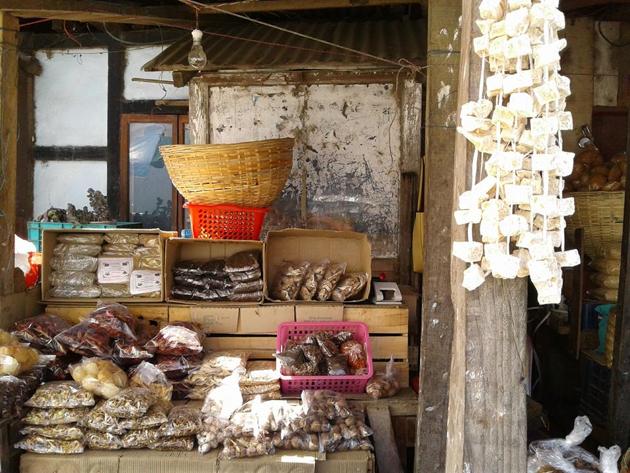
[130,270,162,295]
[97,257,133,284]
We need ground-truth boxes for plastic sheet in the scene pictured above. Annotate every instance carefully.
[15,435,84,454]
[20,424,84,441]
[49,286,102,299]
[55,323,112,357]
[50,254,98,272]
[271,261,310,301]
[102,387,155,419]
[25,381,95,408]
[331,273,369,302]
[70,358,128,399]
[145,324,204,356]
[84,430,123,450]
[129,361,172,402]
[23,407,90,426]
[12,314,70,354]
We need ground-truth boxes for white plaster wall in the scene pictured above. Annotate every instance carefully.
[35,49,108,146]
[124,46,189,100]
[33,161,107,217]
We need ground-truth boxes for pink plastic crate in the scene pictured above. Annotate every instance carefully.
[276,321,373,394]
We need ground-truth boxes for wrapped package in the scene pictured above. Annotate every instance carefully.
[197,417,231,453]
[239,361,279,392]
[316,263,347,301]
[333,438,373,452]
[15,435,84,454]
[49,286,102,298]
[102,243,137,255]
[220,435,274,459]
[201,373,243,420]
[243,391,281,402]
[129,361,173,401]
[49,254,98,272]
[57,233,103,245]
[331,273,369,302]
[339,340,367,374]
[104,233,139,245]
[0,329,19,346]
[0,345,40,376]
[12,314,70,354]
[101,387,155,418]
[100,284,131,298]
[187,351,248,386]
[139,234,160,248]
[229,291,263,302]
[366,357,400,399]
[53,243,101,257]
[20,424,84,441]
[25,381,95,408]
[299,261,329,301]
[50,271,96,288]
[272,431,319,451]
[225,251,260,273]
[0,376,24,418]
[301,390,352,420]
[157,405,202,437]
[145,323,204,356]
[315,332,339,357]
[70,358,128,399]
[44,355,77,381]
[232,279,264,294]
[326,355,349,376]
[55,323,112,357]
[118,401,170,430]
[155,354,203,381]
[228,268,262,283]
[13,369,46,417]
[84,430,123,450]
[271,261,311,301]
[173,260,226,278]
[134,246,161,270]
[85,303,138,341]
[112,320,157,366]
[148,436,195,451]
[121,428,161,449]
[23,407,90,426]
[79,401,126,434]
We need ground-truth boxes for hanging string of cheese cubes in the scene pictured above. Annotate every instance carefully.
[454,0,580,304]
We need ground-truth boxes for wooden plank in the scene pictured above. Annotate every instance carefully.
[194,70,400,87]
[15,59,35,238]
[609,120,630,451]
[45,304,169,324]
[107,45,124,219]
[0,13,18,296]
[367,406,404,473]
[189,0,422,14]
[188,78,210,145]
[343,306,408,334]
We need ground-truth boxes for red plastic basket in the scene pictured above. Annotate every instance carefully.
[185,203,269,240]
[276,321,373,394]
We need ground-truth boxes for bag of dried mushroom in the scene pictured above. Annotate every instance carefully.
[25,381,95,409]
[15,435,84,454]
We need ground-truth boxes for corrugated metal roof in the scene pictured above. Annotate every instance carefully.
[143,19,425,72]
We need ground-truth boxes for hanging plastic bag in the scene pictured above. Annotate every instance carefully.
[366,356,400,399]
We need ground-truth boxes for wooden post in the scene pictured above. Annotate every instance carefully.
[189,77,210,145]
[0,13,18,296]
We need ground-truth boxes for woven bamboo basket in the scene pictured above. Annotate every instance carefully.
[160,138,294,207]
[565,191,625,258]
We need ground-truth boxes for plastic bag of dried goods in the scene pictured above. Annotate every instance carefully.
[112,321,157,366]
[49,285,102,298]
[129,361,172,402]
[232,279,263,295]
[228,291,263,302]
[117,401,171,430]
[15,435,84,454]
[53,243,102,257]
[79,401,126,434]
[271,261,310,301]
[134,246,161,270]
[139,234,160,248]
[331,273,369,302]
[50,270,96,288]
[23,407,90,426]
[70,358,128,399]
[0,345,40,376]
[101,387,155,419]
[121,428,161,449]
[100,284,131,298]
[155,354,203,381]
[157,405,202,437]
[201,372,243,420]
[299,261,329,301]
[57,233,104,245]
[187,351,248,386]
[145,323,204,356]
[197,418,230,453]
[227,268,262,283]
[366,357,400,399]
[104,233,139,245]
[0,376,24,418]
[225,251,260,274]
[220,435,274,460]
[12,314,71,354]
[50,254,98,272]
[272,431,319,451]
[0,329,19,346]
[20,424,84,441]
[316,263,346,301]
[55,323,112,358]
[340,339,367,375]
[148,436,194,451]
[25,381,95,409]
[301,390,352,420]
[85,303,138,342]
[84,430,123,450]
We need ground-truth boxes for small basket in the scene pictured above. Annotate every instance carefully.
[276,321,373,394]
[186,203,269,240]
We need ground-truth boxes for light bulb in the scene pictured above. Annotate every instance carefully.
[188,29,207,70]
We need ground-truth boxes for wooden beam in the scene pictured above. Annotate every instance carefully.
[107,45,124,220]
[560,0,630,13]
[367,406,405,473]
[189,0,422,14]
[0,13,18,296]
[0,0,194,28]
[609,111,630,451]
[188,78,210,145]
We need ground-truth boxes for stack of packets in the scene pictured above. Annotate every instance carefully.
[239,361,281,402]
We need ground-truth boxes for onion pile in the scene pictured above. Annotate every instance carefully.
[564,150,626,192]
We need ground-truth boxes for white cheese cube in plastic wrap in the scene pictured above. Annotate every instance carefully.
[489,35,508,58]
[458,190,487,210]
[534,215,566,231]
[492,106,516,128]
[505,8,530,37]
[454,208,483,225]
[457,128,496,154]
[555,151,575,177]
[557,111,573,131]
[490,254,521,279]
[505,34,532,59]
[508,0,531,10]
[504,184,532,205]
[473,35,490,57]
[533,82,561,106]
[472,175,497,197]
[496,151,525,172]
[476,19,495,36]
[480,219,502,243]
[503,70,534,94]
[480,0,505,20]
[558,197,575,217]
[555,249,580,268]
[461,115,493,133]
[528,258,560,283]
[528,238,555,260]
[533,43,560,68]
[485,155,509,178]
[531,116,559,137]
[501,118,526,142]
[460,98,493,119]
[531,153,556,171]
[513,248,531,277]
[507,92,535,117]
[532,195,560,217]
[482,198,509,219]
[485,242,508,261]
[453,241,484,263]
[480,256,492,272]
[486,73,504,97]
[518,129,534,152]
[536,286,562,305]
[555,74,571,97]
[463,263,487,291]
[499,214,529,237]
[489,20,507,39]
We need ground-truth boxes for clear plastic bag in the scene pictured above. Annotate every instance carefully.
[79,401,126,434]
[220,436,274,459]
[243,391,281,402]
[316,263,347,301]
[232,279,264,294]
[197,418,231,453]
[112,321,157,366]
[139,234,160,248]
[12,314,70,354]
[53,243,102,257]
[85,303,138,341]
[240,361,279,387]
[49,286,102,299]
[121,428,160,449]
[271,261,310,301]
[315,332,339,357]
[20,424,84,441]
[25,381,95,408]
[333,438,373,452]
[100,284,131,298]
[0,345,40,375]
[23,407,90,426]
[201,373,243,420]
[57,233,104,245]
[102,387,155,419]
[149,436,195,451]
[134,246,161,270]
[225,251,260,273]
[0,329,19,346]
[188,351,249,385]
[301,390,352,420]
[55,323,112,357]
[129,361,173,402]
[50,254,98,272]
[326,355,349,376]
[118,401,171,430]
[84,430,123,450]
[299,261,329,301]
[70,358,128,399]
[228,268,262,283]
[340,340,367,374]
[331,273,369,302]
[145,323,204,356]
[0,375,23,418]
[229,291,263,302]
[157,405,202,437]
[173,260,226,278]
[50,270,97,288]
[591,258,621,275]
[15,435,84,454]
[272,431,319,451]
[155,354,203,381]
[366,357,400,399]
[104,233,139,245]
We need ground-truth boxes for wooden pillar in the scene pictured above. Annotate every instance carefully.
[414,0,462,471]
[189,77,210,145]
[0,13,18,296]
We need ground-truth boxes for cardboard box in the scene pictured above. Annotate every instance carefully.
[295,304,344,322]
[165,238,265,305]
[169,305,240,333]
[41,229,172,303]
[265,229,372,303]
[239,305,295,333]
